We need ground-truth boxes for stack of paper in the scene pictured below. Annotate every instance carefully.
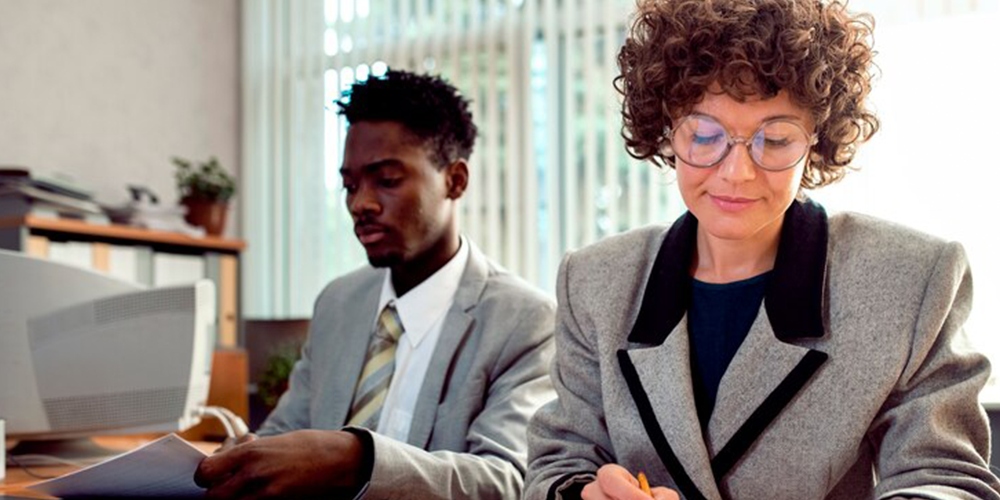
[0,168,106,222]
[27,434,208,499]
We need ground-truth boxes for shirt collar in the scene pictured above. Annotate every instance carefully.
[627,198,829,344]
[377,237,471,348]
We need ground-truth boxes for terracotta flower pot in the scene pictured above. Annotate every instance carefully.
[182,197,229,236]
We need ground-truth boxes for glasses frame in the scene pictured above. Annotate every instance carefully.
[664,114,819,172]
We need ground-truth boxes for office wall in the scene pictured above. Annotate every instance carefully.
[0,0,240,234]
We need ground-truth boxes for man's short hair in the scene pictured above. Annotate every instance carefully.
[336,70,478,168]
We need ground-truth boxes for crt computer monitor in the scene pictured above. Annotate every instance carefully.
[0,249,214,456]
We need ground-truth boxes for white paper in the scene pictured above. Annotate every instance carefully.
[28,433,208,498]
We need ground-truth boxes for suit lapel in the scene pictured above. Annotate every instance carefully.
[620,317,722,500]
[705,304,827,480]
[621,302,829,496]
[699,199,830,479]
[407,240,488,448]
[619,200,833,494]
[329,273,384,427]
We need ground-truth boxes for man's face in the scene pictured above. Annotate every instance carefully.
[340,121,456,268]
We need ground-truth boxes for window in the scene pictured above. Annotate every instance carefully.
[319,0,680,297]
[243,1,1000,400]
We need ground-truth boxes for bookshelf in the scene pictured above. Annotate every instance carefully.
[0,215,245,251]
[0,215,245,347]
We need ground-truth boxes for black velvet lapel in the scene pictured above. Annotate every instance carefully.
[627,199,829,345]
[627,212,697,344]
[766,198,828,339]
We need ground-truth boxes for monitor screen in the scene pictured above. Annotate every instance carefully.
[0,249,214,447]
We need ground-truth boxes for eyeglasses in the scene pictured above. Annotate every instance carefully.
[664,114,818,171]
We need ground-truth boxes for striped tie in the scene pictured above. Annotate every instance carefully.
[345,304,404,429]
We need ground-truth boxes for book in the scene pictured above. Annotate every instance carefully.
[135,246,154,286]
[4,200,112,225]
[32,174,95,200]
[0,184,104,216]
[205,253,239,347]
[153,252,206,287]
[47,241,94,270]
[1,168,104,223]
[26,235,49,258]
[106,245,142,284]
[1,167,94,200]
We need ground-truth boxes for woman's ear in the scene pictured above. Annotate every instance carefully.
[444,160,469,199]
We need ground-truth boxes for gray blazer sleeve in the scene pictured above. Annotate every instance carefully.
[524,252,609,499]
[872,242,1000,500]
[361,296,557,500]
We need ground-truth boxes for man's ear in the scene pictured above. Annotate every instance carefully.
[444,160,469,199]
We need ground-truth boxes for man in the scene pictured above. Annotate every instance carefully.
[195,70,556,499]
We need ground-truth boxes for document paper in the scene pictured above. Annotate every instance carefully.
[28,433,208,498]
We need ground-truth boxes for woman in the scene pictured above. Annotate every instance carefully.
[525,1,1000,499]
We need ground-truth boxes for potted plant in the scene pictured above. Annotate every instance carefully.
[173,156,236,236]
[257,341,302,411]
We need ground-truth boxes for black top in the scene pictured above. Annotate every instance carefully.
[688,272,770,429]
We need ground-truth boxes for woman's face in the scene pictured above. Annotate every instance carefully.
[675,90,811,246]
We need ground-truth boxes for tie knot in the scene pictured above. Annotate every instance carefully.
[377,304,403,342]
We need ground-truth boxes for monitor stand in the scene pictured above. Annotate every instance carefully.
[6,438,120,467]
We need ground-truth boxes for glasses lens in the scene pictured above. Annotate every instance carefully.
[672,116,728,167]
[751,121,811,170]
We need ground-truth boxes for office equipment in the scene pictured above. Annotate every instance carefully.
[0,249,214,458]
[0,216,249,441]
[27,433,207,499]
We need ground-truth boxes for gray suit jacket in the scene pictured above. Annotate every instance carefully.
[259,241,556,499]
[526,200,1000,500]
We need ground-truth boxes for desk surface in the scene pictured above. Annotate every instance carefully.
[2,436,217,499]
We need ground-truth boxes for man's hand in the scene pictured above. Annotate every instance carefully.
[194,429,369,499]
[581,464,680,500]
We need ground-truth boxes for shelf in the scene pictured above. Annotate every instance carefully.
[0,215,246,252]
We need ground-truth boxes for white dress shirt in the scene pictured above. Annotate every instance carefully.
[372,237,470,442]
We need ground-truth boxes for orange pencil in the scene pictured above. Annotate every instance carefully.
[637,471,652,496]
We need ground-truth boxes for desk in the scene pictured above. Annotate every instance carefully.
[1,436,218,499]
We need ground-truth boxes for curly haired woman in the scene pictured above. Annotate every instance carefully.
[525,1,1000,499]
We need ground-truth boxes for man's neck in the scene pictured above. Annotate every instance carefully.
[390,232,461,296]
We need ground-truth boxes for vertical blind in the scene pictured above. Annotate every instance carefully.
[323,0,682,293]
[242,0,331,318]
[243,0,683,318]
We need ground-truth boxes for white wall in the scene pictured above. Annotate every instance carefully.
[0,0,239,232]
[809,9,1000,398]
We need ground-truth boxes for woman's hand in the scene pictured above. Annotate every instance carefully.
[581,464,680,500]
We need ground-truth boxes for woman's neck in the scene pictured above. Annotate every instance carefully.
[692,222,782,284]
